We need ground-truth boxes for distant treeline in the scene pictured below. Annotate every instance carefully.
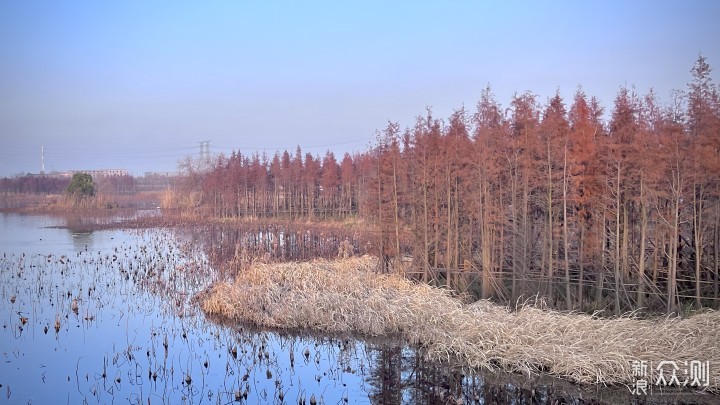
[126,57,720,313]
[0,175,70,194]
[0,173,178,195]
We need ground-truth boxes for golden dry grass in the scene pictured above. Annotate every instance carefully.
[200,256,720,390]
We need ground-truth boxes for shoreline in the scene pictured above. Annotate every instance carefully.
[200,256,720,395]
[3,208,717,401]
[0,194,371,232]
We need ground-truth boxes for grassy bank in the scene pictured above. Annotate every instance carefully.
[0,192,162,213]
[200,256,720,391]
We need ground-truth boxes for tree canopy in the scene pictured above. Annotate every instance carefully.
[172,55,720,314]
[66,172,95,197]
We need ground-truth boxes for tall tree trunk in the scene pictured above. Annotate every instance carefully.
[511,171,518,302]
[622,203,630,280]
[422,175,429,283]
[714,203,719,308]
[563,144,571,310]
[668,169,681,314]
[637,175,648,309]
[287,183,292,218]
[522,176,530,299]
[693,182,705,309]
[615,161,622,315]
[378,155,385,273]
[498,185,505,302]
[480,176,494,299]
[274,184,279,218]
[595,210,606,307]
[446,169,452,277]
[393,158,401,268]
[578,225,585,307]
[653,232,661,286]
[454,176,460,292]
[433,184,440,270]
[547,141,554,302]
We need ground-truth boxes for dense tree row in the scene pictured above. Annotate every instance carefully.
[185,57,720,313]
[0,174,137,196]
[178,145,372,220]
[94,174,136,195]
[0,174,70,195]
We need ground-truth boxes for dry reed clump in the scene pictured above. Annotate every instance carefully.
[201,256,720,390]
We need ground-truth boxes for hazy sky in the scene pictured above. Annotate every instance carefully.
[1,1,718,176]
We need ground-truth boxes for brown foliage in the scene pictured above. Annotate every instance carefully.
[184,56,720,313]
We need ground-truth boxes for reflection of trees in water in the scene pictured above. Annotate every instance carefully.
[59,211,158,253]
[69,230,93,252]
[174,225,709,404]
[63,214,96,231]
[182,223,373,268]
[365,344,647,404]
[60,213,136,231]
[52,212,160,253]
[367,344,404,404]
[366,344,476,404]
[60,215,95,251]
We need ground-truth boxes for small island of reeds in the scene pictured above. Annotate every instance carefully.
[201,256,720,391]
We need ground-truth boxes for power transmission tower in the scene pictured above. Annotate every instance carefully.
[199,140,211,162]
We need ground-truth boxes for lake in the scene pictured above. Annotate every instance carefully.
[0,212,708,404]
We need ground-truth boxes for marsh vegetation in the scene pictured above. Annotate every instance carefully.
[4,213,715,403]
[202,256,720,390]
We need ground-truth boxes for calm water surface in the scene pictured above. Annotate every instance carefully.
[1,212,711,404]
[0,213,377,404]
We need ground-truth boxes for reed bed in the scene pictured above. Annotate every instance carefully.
[200,256,720,390]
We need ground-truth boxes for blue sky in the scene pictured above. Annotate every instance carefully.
[1,1,718,176]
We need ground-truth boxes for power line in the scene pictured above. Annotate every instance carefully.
[211,137,369,152]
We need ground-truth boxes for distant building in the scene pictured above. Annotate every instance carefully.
[143,171,179,177]
[136,171,180,192]
[22,169,130,179]
[26,171,71,179]
[71,169,129,177]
